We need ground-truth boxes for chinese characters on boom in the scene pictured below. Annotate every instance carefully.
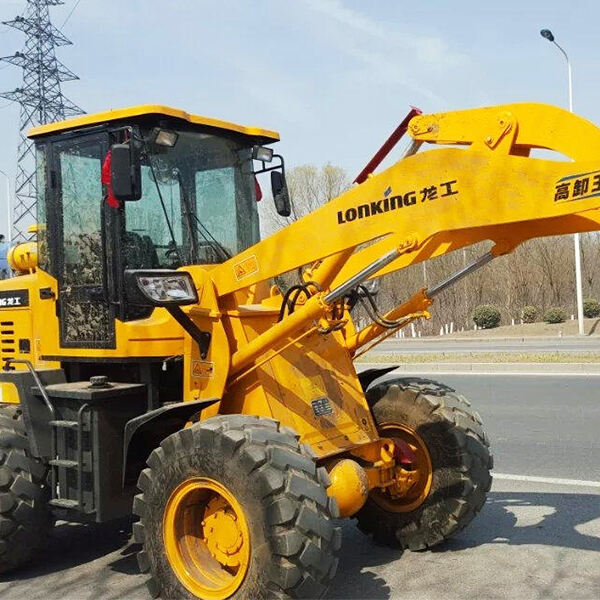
[554,170,600,203]
[337,179,459,224]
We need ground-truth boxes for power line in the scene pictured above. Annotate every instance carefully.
[1,0,85,242]
[61,0,82,28]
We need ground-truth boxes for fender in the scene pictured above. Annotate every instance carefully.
[357,365,398,392]
[122,398,218,486]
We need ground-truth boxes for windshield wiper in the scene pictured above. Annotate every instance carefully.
[172,169,231,263]
[172,168,199,263]
[142,144,184,267]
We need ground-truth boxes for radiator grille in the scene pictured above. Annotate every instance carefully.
[1,321,15,360]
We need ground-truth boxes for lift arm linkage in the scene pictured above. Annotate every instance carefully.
[212,102,600,301]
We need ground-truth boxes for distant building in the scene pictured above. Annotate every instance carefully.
[0,235,9,279]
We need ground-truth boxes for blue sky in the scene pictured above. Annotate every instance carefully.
[1,0,599,188]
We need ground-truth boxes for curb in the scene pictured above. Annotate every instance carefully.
[355,362,600,374]
[376,335,600,344]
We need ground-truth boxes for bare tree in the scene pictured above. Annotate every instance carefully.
[261,163,351,235]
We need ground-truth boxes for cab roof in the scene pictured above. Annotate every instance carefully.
[27,104,280,143]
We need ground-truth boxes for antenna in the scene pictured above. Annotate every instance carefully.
[1,0,84,242]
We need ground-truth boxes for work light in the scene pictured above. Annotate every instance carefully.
[153,128,179,147]
[129,270,198,306]
[252,146,274,162]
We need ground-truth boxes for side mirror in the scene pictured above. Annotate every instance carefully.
[271,171,291,217]
[110,143,142,201]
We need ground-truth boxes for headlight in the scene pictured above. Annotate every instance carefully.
[125,270,199,306]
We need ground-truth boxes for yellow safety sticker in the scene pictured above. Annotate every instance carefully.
[191,360,214,379]
[233,255,259,281]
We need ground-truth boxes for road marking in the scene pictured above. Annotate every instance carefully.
[390,372,600,377]
[357,365,600,377]
[493,472,600,488]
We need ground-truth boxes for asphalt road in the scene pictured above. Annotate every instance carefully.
[1,373,599,599]
[379,372,600,481]
[373,336,600,354]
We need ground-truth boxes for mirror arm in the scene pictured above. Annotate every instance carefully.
[253,154,285,176]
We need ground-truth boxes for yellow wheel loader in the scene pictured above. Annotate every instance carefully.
[1,102,600,598]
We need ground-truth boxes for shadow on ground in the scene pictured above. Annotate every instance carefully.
[1,490,598,599]
[0,519,136,582]
[329,490,600,599]
[435,491,600,553]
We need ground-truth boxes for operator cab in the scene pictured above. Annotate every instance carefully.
[28,105,289,346]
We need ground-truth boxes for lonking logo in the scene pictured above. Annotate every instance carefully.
[0,289,29,308]
[336,179,458,224]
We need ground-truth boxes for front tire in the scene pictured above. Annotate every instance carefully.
[133,415,341,599]
[356,377,492,550]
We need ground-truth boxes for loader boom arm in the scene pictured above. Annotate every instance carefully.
[211,102,600,300]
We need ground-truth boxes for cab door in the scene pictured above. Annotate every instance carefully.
[52,133,116,349]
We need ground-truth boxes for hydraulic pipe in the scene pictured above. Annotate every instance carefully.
[325,247,402,304]
[349,251,496,354]
[347,289,432,354]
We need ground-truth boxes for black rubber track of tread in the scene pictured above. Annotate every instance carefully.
[133,415,341,599]
[0,404,52,573]
[356,376,493,551]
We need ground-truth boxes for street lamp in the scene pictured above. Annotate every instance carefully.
[0,169,11,247]
[540,28,585,336]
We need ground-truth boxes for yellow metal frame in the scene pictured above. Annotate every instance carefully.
[4,101,600,513]
[27,104,280,142]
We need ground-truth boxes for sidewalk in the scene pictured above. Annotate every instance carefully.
[379,335,600,343]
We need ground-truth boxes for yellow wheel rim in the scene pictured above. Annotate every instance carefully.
[163,477,250,599]
[371,422,433,513]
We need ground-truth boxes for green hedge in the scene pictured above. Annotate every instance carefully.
[521,305,538,324]
[544,307,567,324]
[472,304,501,329]
[583,298,600,318]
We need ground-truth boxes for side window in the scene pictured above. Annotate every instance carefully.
[125,166,182,268]
[58,142,103,285]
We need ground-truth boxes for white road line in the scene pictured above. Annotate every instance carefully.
[356,366,600,377]
[391,372,600,377]
[493,472,600,488]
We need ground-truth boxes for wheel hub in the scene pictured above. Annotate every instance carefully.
[372,422,433,513]
[163,477,250,599]
[202,496,244,567]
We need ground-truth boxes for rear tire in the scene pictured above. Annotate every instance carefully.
[133,415,341,599]
[0,404,52,573]
[356,377,492,550]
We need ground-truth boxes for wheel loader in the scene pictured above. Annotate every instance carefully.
[1,101,600,598]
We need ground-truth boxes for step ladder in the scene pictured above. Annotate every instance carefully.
[2,358,89,511]
[48,405,90,510]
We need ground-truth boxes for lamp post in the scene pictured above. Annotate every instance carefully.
[0,169,11,247]
[540,28,585,336]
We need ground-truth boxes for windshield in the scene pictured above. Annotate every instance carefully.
[123,128,260,270]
